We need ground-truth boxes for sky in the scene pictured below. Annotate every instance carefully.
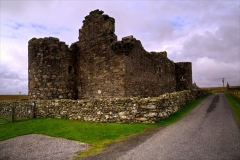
[0,0,239,95]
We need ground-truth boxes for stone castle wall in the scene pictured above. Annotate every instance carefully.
[121,37,176,97]
[175,62,192,91]
[28,37,77,100]
[75,10,125,99]
[0,90,210,123]
[28,9,193,100]
[0,100,33,118]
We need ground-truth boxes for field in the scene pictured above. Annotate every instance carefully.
[201,86,240,101]
[228,91,240,101]
[201,86,240,93]
[0,95,28,100]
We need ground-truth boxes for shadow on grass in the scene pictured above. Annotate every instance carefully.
[0,117,32,125]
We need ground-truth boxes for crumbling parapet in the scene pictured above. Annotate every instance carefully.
[150,51,167,57]
[111,35,136,55]
[79,9,117,46]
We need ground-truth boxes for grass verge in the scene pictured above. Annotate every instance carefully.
[0,94,211,157]
[225,93,240,125]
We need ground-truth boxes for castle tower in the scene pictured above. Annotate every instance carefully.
[175,62,192,91]
[28,37,77,100]
[73,9,126,99]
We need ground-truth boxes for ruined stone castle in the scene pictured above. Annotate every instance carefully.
[28,9,192,100]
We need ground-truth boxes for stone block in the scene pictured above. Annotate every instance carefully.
[135,117,148,121]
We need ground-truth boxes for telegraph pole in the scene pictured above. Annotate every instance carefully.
[221,78,225,88]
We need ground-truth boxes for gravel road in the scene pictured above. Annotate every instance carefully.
[81,93,240,160]
[0,134,90,160]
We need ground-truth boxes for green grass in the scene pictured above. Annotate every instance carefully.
[228,91,240,101]
[225,93,240,125]
[0,117,12,124]
[0,94,211,157]
[0,118,154,157]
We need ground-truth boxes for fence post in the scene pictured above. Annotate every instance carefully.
[32,102,36,118]
[12,106,15,122]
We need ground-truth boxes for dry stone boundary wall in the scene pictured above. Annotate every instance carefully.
[0,90,210,123]
[0,101,33,119]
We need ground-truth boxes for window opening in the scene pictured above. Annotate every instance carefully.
[68,66,73,74]
[157,66,162,78]
[180,75,185,81]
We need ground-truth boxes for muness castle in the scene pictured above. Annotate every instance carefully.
[28,9,192,100]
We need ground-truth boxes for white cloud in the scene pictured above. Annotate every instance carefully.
[0,0,239,94]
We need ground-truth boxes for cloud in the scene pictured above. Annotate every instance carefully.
[193,57,240,87]
[178,23,240,63]
[2,20,23,30]
[0,0,239,95]
[0,65,28,94]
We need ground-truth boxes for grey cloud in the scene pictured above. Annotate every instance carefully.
[0,66,28,94]
[0,0,27,16]
[180,24,240,63]
[215,25,240,48]
[198,1,239,26]
[193,58,240,87]
[0,0,239,93]
[1,71,19,79]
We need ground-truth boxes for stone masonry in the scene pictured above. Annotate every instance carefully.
[28,9,192,100]
[0,90,210,123]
